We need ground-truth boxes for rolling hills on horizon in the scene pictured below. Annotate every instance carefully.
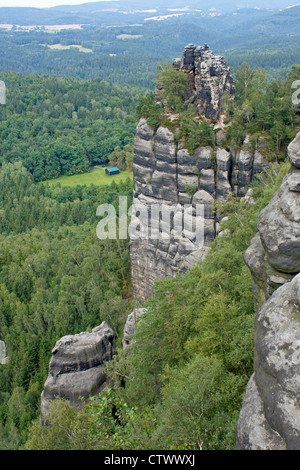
[0,1,299,86]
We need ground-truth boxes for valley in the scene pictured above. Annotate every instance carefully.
[0,0,299,454]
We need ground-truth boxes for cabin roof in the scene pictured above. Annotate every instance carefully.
[106,167,120,172]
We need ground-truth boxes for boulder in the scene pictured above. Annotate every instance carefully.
[243,134,300,310]
[236,274,300,450]
[288,132,300,168]
[40,322,116,418]
[257,171,300,274]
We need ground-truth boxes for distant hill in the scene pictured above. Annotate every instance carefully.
[0,1,298,26]
[0,2,298,86]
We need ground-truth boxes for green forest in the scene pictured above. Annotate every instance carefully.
[0,52,298,449]
[0,72,139,182]
[0,164,133,448]
[0,0,299,450]
[0,4,299,87]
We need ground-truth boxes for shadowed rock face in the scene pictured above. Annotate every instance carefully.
[40,322,116,418]
[236,132,300,450]
[130,117,268,301]
[244,133,300,310]
[236,274,300,450]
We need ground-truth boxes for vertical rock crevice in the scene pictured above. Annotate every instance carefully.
[236,131,300,450]
[130,44,268,302]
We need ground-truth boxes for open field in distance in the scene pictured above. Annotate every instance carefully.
[45,168,133,187]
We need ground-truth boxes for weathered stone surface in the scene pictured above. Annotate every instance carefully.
[288,131,300,168]
[135,118,155,141]
[40,322,116,417]
[253,150,269,174]
[244,233,267,311]
[180,44,235,123]
[236,375,287,450]
[154,127,177,163]
[236,274,300,450]
[243,135,300,311]
[0,341,8,365]
[130,44,270,301]
[122,308,146,349]
[237,131,300,450]
[194,147,213,169]
[257,171,300,274]
[199,168,215,195]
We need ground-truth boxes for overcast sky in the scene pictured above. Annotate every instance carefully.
[0,0,103,7]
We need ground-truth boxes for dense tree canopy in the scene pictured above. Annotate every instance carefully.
[0,72,139,182]
[0,162,133,448]
[0,55,299,450]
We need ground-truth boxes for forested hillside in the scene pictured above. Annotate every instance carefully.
[0,5,299,85]
[0,163,133,449]
[0,59,295,450]
[0,73,138,181]
[0,0,299,451]
[23,160,291,451]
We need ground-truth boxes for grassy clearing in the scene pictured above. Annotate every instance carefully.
[46,44,93,53]
[116,34,143,40]
[45,168,133,187]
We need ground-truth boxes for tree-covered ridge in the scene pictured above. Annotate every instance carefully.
[0,162,133,449]
[0,73,139,182]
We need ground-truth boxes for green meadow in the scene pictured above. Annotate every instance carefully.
[46,168,133,187]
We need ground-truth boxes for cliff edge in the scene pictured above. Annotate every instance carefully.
[236,131,300,450]
[130,44,268,301]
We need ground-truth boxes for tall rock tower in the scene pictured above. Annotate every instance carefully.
[130,44,267,301]
[172,43,235,123]
[236,131,300,450]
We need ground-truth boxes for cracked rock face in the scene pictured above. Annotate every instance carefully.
[0,341,8,365]
[236,273,300,450]
[40,322,116,418]
[130,118,268,301]
[244,133,300,310]
[173,43,235,123]
[130,45,268,301]
[236,131,300,450]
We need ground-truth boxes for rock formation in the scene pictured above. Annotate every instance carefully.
[0,340,8,365]
[244,134,300,311]
[236,131,300,450]
[130,44,268,301]
[41,322,116,418]
[122,308,146,349]
[173,43,235,123]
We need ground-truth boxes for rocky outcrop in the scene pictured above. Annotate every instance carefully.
[236,274,300,450]
[0,341,8,365]
[173,43,235,123]
[122,308,146,349]
[244,135,300,311]
[41,322,116,418]
[130,121,268,301]
[130,44,270,301]
[236,131,300,450]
